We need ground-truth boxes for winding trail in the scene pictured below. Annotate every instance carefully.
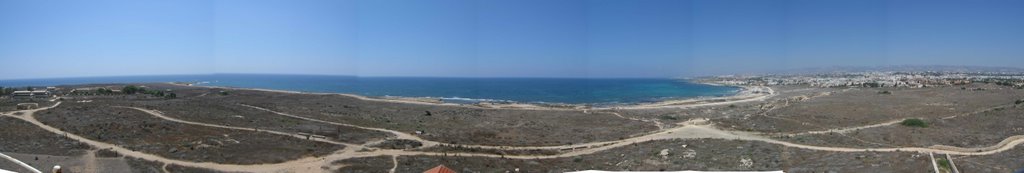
[606,112,665,130]
[388,155,398,173]
[236,104,440,148]
[782,119,906,136]
[779,103,1017,136]
[116,107,360,148]
[240,104,620,150]
[3,101,1024,172]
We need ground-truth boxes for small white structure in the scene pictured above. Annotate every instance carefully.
[17,103,39,110]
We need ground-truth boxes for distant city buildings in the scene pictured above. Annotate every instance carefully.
[703,71,1024,88]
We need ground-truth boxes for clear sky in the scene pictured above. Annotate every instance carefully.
[1,0,1023,79]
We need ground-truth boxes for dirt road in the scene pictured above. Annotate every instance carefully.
[3,102,1023,173]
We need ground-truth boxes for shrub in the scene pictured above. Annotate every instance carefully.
[1016,99,1024,105]
[937,158,951,169]
[878,91,892,95]
[96,88,114,94]
[659,115,678,120]
[900,118,928,128]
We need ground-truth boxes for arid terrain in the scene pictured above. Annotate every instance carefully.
[2,82,1023,172]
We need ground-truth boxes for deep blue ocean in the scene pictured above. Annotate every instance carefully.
[0,74,739,105]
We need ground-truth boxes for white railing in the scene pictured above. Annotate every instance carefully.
[0,152,42,173]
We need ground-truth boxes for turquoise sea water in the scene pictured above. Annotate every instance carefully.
[0,74,739,105]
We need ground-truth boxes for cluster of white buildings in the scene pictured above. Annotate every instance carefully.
[705,71,1024,88]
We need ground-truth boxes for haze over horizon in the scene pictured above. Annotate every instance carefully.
[2,0,1023,80]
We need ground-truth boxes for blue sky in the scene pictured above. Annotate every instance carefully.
[1,0,1023,79]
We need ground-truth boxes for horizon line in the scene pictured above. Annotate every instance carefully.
[0,73,683,81]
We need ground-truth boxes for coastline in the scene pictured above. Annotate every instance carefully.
[599,84,773,110]
[170,81,772,110]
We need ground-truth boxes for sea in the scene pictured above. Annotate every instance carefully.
[0,74,740,105]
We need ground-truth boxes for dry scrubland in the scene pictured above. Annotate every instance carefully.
[129,99,394,144]
[784,104,1024,149]
[218,89,658,146]
[2,82,1023,172]
[34,102,343,164]
[338,139,943,173]
[722,84,1024,133]
[0,117,90,156]
[339,139,784,173]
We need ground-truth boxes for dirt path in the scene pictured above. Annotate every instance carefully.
[236,104,441,148]
[117,107,360,148]
[5,102,1024,173]
[388,155,398,173]
[2,102,362,172]
[240,104,623,151]
[781,103,1016,136]
[784,118,906,136]
[83,150,99,173]
[606,112,665,129]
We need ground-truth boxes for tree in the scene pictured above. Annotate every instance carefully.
[900,118,928,128]
[122,85,141,94]
[165,93,177,99]
[97,88,114,94]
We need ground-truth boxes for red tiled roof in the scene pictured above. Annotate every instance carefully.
[423,165,456,173]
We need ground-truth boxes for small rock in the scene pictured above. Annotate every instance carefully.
[659,149,670,159]
[740,158,753,168]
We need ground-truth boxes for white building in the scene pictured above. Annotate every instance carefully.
[11,90,50,99]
